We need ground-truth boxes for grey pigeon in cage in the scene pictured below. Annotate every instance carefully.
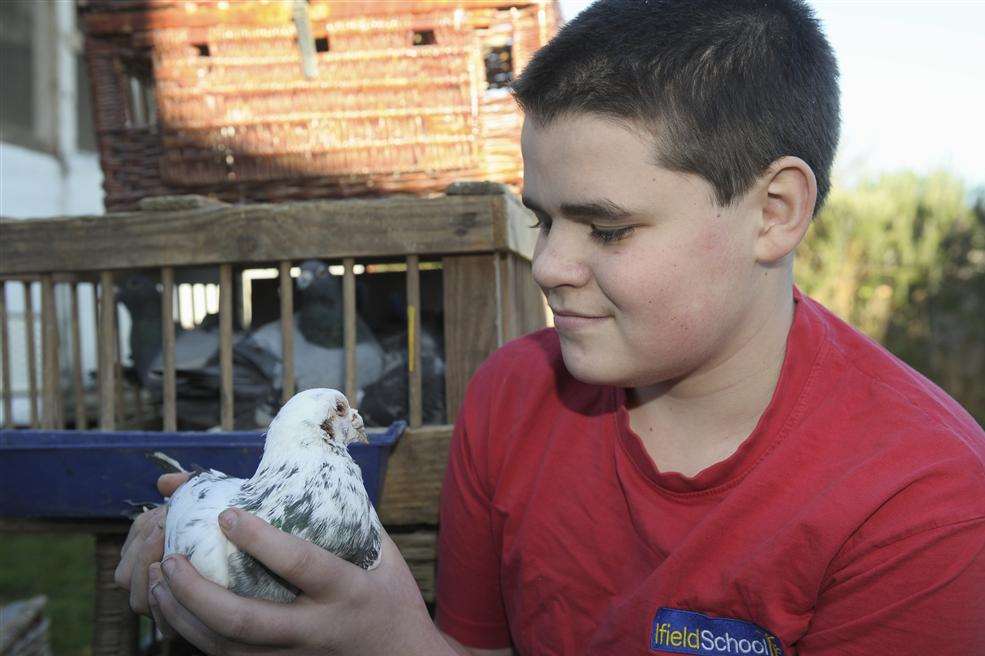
[163,388,383,603]
[359,328,446,427]
[248,259,385,396]
[116,273,181,388]
[117,273,280,429]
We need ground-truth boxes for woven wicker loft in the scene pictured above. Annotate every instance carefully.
[78,0,560,211]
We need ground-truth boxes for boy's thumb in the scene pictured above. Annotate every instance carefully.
[157,472,191,497]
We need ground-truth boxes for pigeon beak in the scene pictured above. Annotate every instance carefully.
[297,271,313,290]
[351,410,368,443]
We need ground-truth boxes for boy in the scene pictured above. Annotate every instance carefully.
[117,1,985,654]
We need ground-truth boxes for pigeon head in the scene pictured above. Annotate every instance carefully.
[117,274,161,314]
[273,388,368,447]
[295,260,327,291]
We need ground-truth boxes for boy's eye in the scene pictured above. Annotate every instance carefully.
[590,225,634,243]
[529,213,552,231]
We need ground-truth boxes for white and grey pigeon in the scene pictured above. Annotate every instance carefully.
[163,388,383,603]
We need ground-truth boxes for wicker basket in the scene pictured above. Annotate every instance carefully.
[78,0,560,211]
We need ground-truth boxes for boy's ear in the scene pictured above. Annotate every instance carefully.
[754,156,817,264]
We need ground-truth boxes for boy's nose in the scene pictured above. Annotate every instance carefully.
[532,224,592,291]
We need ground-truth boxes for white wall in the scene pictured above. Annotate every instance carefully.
[1,143,112,427]
[1,144,103,219]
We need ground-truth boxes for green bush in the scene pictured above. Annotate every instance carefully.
[796,170,985,424]
[0,534,94,655]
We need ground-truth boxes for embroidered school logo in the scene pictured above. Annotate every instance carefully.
[650,607,784,655]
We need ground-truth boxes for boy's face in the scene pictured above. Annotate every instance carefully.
[522,113,769,388]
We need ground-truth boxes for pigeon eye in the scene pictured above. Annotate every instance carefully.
[335,400,347,416]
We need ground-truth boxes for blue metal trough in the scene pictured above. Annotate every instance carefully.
[0,421,405,519]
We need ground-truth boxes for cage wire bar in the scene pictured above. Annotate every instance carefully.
[70,282,87,430]
[161,266,177,431]
[343,257,357,403]
[0,263,435,433]
[278,260,295,403]
[0,287,10,427]
[23,282,39,426]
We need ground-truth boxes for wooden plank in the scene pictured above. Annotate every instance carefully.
[99,272,116,430]
[521,255,546,335]
[93,534,139,656]
[406,255,423,428]
[0,283,11,427]
[40,275,63,429]
[0,196,504,275]
[442,255,499,425]
[489,253,547,344]
[0,517,130,534]
[502,191,539,260]
[70,283,87,430]
[23,282,39,428]
[219,264,234,431]
[496,253,513,344]
[279,261,295,403]
[114,304,125,428]
[377,424,452,526]
[343,258,357,402]
[161,267,177,432]
[0,272,101,284]
[391,530,437,603]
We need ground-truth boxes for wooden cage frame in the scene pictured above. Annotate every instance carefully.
[0,186,546,654]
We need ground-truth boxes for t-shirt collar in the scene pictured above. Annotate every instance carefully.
[613,285,829,494]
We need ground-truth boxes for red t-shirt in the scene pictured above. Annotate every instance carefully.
[435,287,985,655]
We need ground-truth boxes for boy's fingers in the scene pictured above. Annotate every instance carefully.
[160,554,296,646]
[157,472,190,497]
[147,563,177,639]
[150,579,226,655]
[115,510,161,589]
[218,507,362,597]
[120,507,154,557]
[129,524,164,614]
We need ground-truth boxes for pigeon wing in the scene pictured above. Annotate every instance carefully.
[164,470,244,589]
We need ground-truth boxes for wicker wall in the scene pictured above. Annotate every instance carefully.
[78,0,560,210]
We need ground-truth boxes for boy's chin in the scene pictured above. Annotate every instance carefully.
[560,347,677,390]
[561,353,641,389]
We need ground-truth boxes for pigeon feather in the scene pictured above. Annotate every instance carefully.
[163,388,383,603]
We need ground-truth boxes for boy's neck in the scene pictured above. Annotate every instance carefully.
[626,284,795,477]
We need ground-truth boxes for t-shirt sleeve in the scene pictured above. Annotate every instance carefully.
[434,369,512,649]
[797,513,985,655]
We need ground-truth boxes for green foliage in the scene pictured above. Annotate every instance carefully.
[0,533,95,656]
[796,170,985,424]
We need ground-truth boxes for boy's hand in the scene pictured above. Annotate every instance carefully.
[149,507,454,655]
[114,473,190,615]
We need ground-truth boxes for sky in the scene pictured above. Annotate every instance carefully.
[556,1,985,190]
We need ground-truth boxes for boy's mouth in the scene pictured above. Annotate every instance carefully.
[552,308,609,332]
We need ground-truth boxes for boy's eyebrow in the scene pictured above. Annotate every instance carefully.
[521,196,635,222]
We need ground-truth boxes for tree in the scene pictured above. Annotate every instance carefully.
[796,170,984,424]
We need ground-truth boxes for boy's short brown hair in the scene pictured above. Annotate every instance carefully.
[512,0,841,213]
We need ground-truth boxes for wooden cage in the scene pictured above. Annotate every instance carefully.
[0,186,546,654]
[78,0,560,211]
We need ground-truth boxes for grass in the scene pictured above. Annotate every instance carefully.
[0,533,95,656]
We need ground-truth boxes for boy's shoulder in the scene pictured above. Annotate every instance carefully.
[799,292,985,472]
